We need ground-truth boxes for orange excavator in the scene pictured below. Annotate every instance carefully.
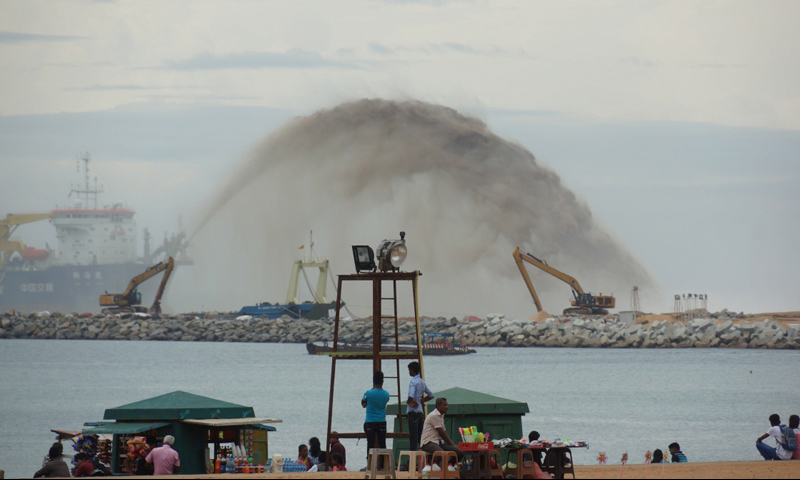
[512,247,615,316]
[99,257,175,316]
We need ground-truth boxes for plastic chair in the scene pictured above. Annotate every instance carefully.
[429,450,459,479]
[460,449,491,479]
[505,447,538,479]
[397,450,428,479]
[365,448,396,479]
[488,449,504,479]
[543,447,575,479]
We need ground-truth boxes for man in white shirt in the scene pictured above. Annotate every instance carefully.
[419,397,463,463]
[756,414,793,460]
[406,361,434,451]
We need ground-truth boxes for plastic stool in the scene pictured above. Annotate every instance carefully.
[505,448,538,479]
[365,448,396,479]
[429,450,459,479]
[543,447,575,479]
[488,449,504,479]
[460,450,491,479]
[397,450,428,479]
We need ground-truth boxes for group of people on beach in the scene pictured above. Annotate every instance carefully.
[756,413,799,461]
[644,443,687,464]
[296,435,347,472]
[360,361,464,468]
[291,361,437,473]
[33,435,179,477]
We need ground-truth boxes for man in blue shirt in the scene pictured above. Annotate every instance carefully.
[406,361,434,451]
[362,370,390,463]
[668,442,688,463]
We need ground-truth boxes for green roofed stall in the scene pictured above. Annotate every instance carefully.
[83,391,280,475]
[387,387,530,459]
[103,390,256,421]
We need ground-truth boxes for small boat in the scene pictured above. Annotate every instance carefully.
[306,332,476,356]
[237,232,343,320]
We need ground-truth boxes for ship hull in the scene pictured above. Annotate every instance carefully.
[0,264,157,314]
[236,301,341,320]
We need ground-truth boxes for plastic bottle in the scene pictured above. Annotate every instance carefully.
[215,454,221,474]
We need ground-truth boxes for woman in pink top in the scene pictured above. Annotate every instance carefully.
[297,444,312,471]
[790,415,800,460]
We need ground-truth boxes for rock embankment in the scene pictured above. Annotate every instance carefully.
[0,312,798,349]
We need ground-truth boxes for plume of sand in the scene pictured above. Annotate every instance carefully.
[177,99,657,318]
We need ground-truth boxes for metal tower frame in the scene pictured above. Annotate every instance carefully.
[323,270,425,468]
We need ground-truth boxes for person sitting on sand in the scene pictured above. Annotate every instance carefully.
[308,437,321,467]
[331,453,347,472]
[756,414,793,460]
[651,449,664,464]
[34,445,71,478]
[297,444,312,470]
[791,415,800,460]
[668,442,688,463]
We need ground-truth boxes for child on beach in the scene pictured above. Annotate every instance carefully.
[331,453,347,472]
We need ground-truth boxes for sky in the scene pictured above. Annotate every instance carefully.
[1,0,799,317]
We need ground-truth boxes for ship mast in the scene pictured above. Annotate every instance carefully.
[70,153,103,209]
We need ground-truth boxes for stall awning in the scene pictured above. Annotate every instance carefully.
[82,422,171,434]
[181,418,280,431]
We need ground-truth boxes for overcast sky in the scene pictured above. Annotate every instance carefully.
[1,1,798,316]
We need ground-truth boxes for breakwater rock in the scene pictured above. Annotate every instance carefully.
[0,312,798,349]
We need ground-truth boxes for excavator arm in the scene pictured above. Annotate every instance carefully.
[512,246,614,316]
[513,246,587,307]
[100,257,175,314]
[148,257,175,316]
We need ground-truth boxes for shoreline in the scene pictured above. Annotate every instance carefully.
[1,311,798,349]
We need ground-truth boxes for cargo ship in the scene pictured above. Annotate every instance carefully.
[0,154,188,314]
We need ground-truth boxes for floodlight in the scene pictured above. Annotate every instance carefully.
[376,231,406,272]
[352,245,375,273]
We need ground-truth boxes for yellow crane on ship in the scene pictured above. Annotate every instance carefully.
[0,213,54,269]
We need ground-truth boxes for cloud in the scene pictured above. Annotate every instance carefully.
[163,49,361,71]
[0,31,82,44]
[64,84,153,91]
[368,41,492,56]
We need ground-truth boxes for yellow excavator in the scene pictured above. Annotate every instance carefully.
[0,213,54,269]
[512,246,615,316]
[99,257,175,316]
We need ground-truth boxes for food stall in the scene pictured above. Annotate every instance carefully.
[80,390,281,475]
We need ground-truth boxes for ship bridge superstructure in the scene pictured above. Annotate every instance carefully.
[51,154,138,266]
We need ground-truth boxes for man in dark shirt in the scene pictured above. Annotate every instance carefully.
[34,445,71,478]
[329,432,347,468]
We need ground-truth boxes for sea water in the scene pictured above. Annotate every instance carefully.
[0,339,796,478]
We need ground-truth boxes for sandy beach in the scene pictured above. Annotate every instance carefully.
[60,460,797,479]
